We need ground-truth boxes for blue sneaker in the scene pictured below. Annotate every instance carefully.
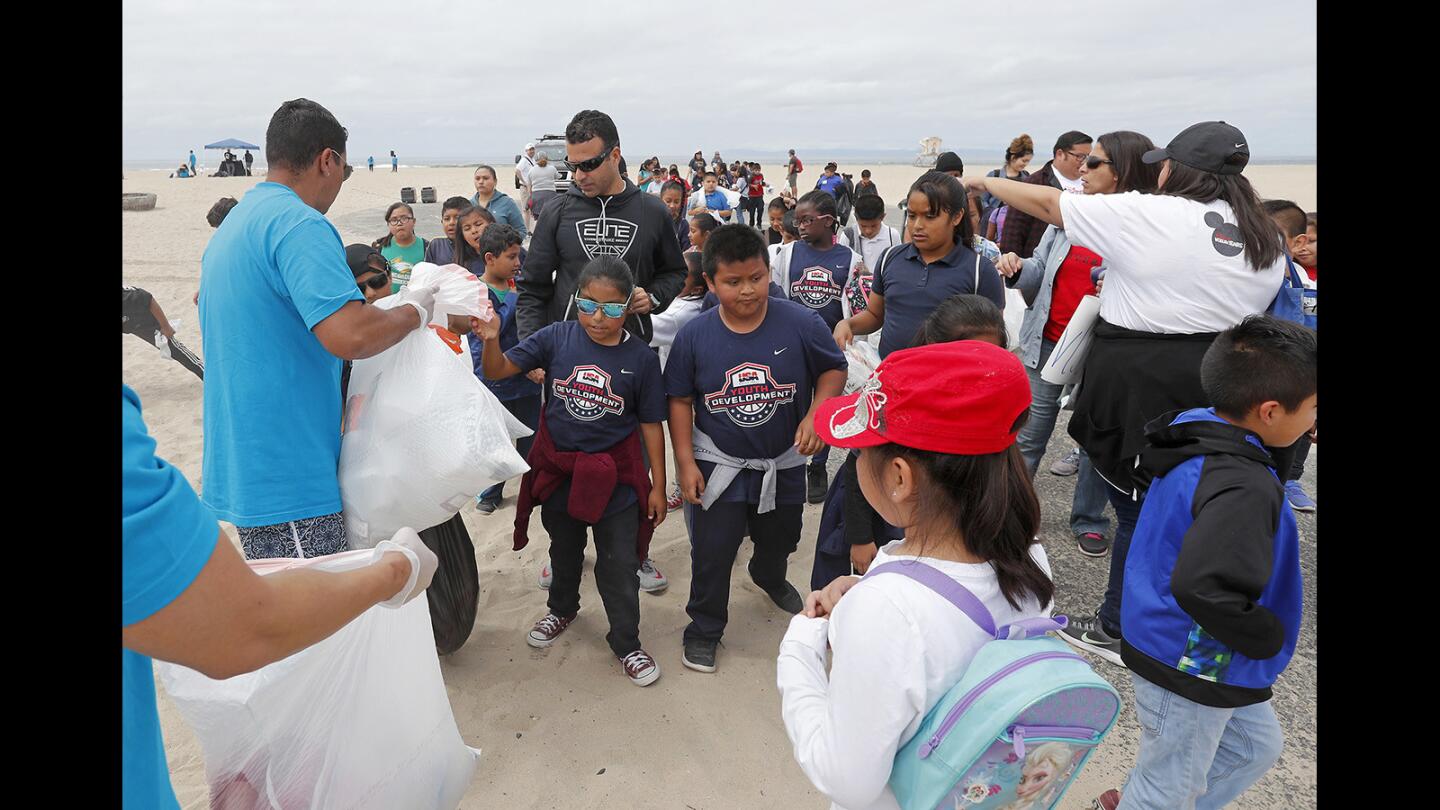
[1284,480,1315,512]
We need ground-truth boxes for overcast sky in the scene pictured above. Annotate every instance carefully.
[123,0,1316,162]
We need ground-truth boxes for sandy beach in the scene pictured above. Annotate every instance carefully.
[123,159,1317,809]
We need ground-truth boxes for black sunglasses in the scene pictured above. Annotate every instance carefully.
[564,143,616,174]
[357,269,389,291]
[1084,155,1113,170]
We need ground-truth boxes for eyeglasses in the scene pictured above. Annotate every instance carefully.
[1084,155,1113,170]
[388,215,415,226]
[357,271,390,292]
[563,143,616,174]
[794,213,834,228]
[329,149,353,180]
[574,290,632,319]
[1063,149,1091,163]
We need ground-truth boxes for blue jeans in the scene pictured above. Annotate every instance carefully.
[480,395,541,501]
[1098,485,1143,637]
[1119,673,1283,810]
[1016,340,1111,537]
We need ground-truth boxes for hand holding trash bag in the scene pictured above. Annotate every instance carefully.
[392,283,440,328]
[373,527,440,607]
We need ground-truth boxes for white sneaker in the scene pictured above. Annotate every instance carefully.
[620,649,660,686]
[638,558,668,593]
[538,560,552,590]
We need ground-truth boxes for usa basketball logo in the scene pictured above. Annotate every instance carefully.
[575,217,638,259]
[791,266,841,309]
[552,365,625,422]
[704,362,797,427]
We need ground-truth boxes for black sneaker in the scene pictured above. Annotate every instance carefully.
[683,638,718,673]
[806,464,828,504]
[1057,612,1126,668]
[1076,532,1111,557]
[761,581,804,615]
[475,493,501,514]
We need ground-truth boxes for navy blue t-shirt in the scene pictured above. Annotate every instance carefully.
[785,242,854,330]
[872,241,1006,358]
[507,321,666,514]
[664,299,847,505]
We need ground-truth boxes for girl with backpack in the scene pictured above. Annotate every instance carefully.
[777,339,1054,810]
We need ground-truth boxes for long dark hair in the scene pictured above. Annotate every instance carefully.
[864,430,1052,611]
[907,170,974,247]
[1159,161,1285,271]
[1095,131,1161,194]
[914,294,1008,348]
[450,204,495,267]
[372,201,415,249]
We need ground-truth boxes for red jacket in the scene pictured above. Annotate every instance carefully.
[513,415,655,560]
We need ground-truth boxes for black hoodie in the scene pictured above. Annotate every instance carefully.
[517,179,687,342]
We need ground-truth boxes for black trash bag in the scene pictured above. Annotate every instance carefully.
[417,512,479,655]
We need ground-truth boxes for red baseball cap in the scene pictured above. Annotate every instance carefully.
[815,341,1032,454]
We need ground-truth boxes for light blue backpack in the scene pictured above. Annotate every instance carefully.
[866,561,1122,810]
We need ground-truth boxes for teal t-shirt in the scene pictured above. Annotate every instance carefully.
[198,182,364,525]
[381,238,426,293]
[122,385,219,810]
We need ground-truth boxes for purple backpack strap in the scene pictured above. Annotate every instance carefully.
[863,561,1069,640]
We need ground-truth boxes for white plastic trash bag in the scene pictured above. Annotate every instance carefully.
[407,263,492,326]
[844,340,881,394]
[340,297,532,548]
[157,550,479,810]
[1004,287,1027,351]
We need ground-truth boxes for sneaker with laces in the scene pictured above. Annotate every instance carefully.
[666,482,684,512]
[1092,789,1122,810]
[537,560,552,590]
[682,638,718,672]
[1284,480,1316,513]
[619,649,660,686]
[638,558,668,593]
[1049,447,1081,476]
[526,612,574,648]
[806,464,828,504]
[1057,612,1126,668]
[475,493,501,514]
[1076,532,1111,557]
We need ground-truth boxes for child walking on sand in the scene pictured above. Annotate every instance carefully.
[476,257,669,687]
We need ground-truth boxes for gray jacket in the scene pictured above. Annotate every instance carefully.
[1010,224,1076,369]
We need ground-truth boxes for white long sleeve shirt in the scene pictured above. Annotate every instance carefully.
[776,541,1053,810]
[648,295,703,371]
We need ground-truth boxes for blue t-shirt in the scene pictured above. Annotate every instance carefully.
[198,182,364,526]
[815,174,845,197]
[506,321,666,514]
[704,190,732,213]
[786,242,854,329]
[664,300,846,504]
[122,385,220,810]
[871,241,1006,359]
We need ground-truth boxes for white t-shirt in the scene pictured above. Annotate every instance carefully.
[1060,192,1285,334]
[840,225,902,271]
[777,541,1053,810]
[515,154,535,184]
[1054,167,1085,194]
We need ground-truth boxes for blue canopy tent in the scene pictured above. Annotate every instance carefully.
[204,139,260,176]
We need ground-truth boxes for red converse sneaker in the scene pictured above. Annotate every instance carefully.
[619,649,660,686]
[526,612,574,648]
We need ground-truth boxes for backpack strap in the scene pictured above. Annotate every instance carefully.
[974,252,981,292]
[864,560,1067,640]
[874,243,904,288]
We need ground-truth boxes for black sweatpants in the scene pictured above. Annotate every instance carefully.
[541,500,642,657]
[683,501,803,643]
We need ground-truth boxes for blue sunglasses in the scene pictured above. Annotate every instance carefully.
[574,290,632,319]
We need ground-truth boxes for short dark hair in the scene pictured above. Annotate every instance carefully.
[781,209,799,238]
[576,256,635,298]
[1200,314,1317,416]
[206,196,238,228]
[479,223,523,260]
[854,194,885,221]
[701,223,767,278]
[703,170,717,179]
[565,109,619,147]
[1052,130,1092,156]
[265,98,347,172]
[442,195,470,213]
[861,169,871,178]
[767,197,788,213]
[1262,199,1307,240]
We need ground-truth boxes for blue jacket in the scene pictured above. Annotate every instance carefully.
[469,285,541,402]
[472,191,528,240]
[1120,408,1303,708]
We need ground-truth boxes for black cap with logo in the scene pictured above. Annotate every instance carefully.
[1142,121,1250,176]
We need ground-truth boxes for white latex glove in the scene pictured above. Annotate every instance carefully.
[372,527,438,608]
[393,284,439,329]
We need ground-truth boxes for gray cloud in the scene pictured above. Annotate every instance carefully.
[123,0,1316,161]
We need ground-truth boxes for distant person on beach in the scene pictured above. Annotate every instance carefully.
[121,383,438,810]
[123,285,204,379]
[244,149,254,175]
[516,143,537,232]
[472,164,528,239]
[198,97,437,560]
[998,131,1091,259]
[854,168,878,198]
[390,150,398,172]
[423,196,471,265]
[815,163,842,197]
[188,150,196,176]
[786,149,801,194]
[372,201,425,293]
[689,150,707,189]
[744,162,768,227]
[367,155,374,172]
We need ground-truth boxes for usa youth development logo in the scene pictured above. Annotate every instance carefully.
[552,365,625,422]
[791,266,842,309]
[704,362,798,427]
[576,217,638,259]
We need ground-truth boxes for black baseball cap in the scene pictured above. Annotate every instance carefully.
[934,152,965,174]
[1142,121,1250,176]
[345,244,386,277]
